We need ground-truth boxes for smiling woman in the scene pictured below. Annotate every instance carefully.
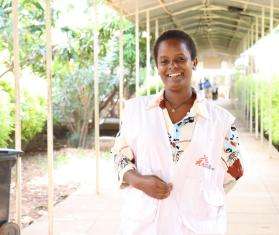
[112,29,244,235]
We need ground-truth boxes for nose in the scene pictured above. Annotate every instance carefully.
[168,60,179,71]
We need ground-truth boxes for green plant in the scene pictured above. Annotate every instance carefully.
[0,77,46,147]
[233,73,279,147]
[0,89,13,147]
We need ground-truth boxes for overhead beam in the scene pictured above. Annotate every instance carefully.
[140,5,279,29]
[229,0,279,11]
[195,35,233,40]
[202,0,215,52]
[228,0,250,51]
[188,31,243,40]
[182,23,247,34]
[156,16,252,31]
[123,0,189,17]
[157,0,180,28]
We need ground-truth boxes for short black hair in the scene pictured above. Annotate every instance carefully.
[153,29,197,65]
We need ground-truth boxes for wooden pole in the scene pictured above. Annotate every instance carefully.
[245,35,249,123]
[155,19,159,40]
[262,7,265,37]
[155,19,159,93]
[93,0,100,194]
[260,7,265,144]
[135,2,140,96]
[119,7,124,120]
[241,37,248,121]
[12,0,22,228]
[146,10,150,95]
[45,1,54,234]
[268,0,273,157]
[255,17,259,41]
[255,19,259,139]
[249,27,253,134]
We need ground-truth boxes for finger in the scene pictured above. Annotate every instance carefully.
[156,184,170,194]
[157,189,171,198]
[157,191,171,200]
[157,182,169,191]
[167,183,173,191]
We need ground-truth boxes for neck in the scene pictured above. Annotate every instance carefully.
[164,86,193,106]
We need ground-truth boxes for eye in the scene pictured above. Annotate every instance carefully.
[177,56,186,62]
[160,59,169,65]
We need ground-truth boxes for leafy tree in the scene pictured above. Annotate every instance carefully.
[0,0,149,148]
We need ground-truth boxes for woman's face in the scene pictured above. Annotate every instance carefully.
[156,39,197,92]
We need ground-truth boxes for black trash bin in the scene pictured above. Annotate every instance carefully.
[0,149,22,235]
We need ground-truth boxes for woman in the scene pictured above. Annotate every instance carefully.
[112,30,243,235]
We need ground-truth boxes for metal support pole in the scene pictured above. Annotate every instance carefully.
[251,25,255,47]
[155,19,159,93]
[155,19,159,40]
[119,12,124,120]
[245,35,249,123]
[268,0,273,156]
[262,8,265,38]
[93,0,100,194]
[246,30,251,125]
[45,1,54,234]
[146,10,150,95]
[12,0,21,228]
[135,2,140,96]
[255,76,259,138]
[249,80,253,134]
[255,17,259,41]
[249,27,253,133]
[246,78,249,123]
[260,7,265,144]
[255,19,259,138]
[270,0,274,33]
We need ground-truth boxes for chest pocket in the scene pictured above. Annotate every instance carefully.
[176,176,224,222]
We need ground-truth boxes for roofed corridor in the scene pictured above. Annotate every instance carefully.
[22,99,279,235]
[1,0,279,234]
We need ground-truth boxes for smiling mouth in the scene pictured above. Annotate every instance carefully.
[168,72,184,79]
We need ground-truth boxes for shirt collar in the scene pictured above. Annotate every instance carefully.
[146,87,209,119]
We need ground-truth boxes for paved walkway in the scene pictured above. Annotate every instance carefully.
[23,99,279,235]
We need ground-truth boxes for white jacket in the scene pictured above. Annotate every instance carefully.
[119,94,235,235]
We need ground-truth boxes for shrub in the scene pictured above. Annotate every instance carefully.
[234,73,279,146]
[0,89,13,147]
[0,76,47,147]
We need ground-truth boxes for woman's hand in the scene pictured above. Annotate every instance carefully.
[124,170,173,200]
[139,175,173,200]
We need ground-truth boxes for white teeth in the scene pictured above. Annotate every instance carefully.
[168,73,182,77]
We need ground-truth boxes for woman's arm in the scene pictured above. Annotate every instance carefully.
[221,124,244,193]
[112,131,172,199]
[111,131,136,189]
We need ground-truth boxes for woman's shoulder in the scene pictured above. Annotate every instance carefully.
[204,100,235,124]
[124,95,156,109]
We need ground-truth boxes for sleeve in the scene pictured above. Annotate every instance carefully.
[221,124,244,193]
[111,131,136,189]
[111,101,136,189]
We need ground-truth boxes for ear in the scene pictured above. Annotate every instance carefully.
[192,58,198,70]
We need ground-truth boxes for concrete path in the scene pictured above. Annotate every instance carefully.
[23,99,279,235]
